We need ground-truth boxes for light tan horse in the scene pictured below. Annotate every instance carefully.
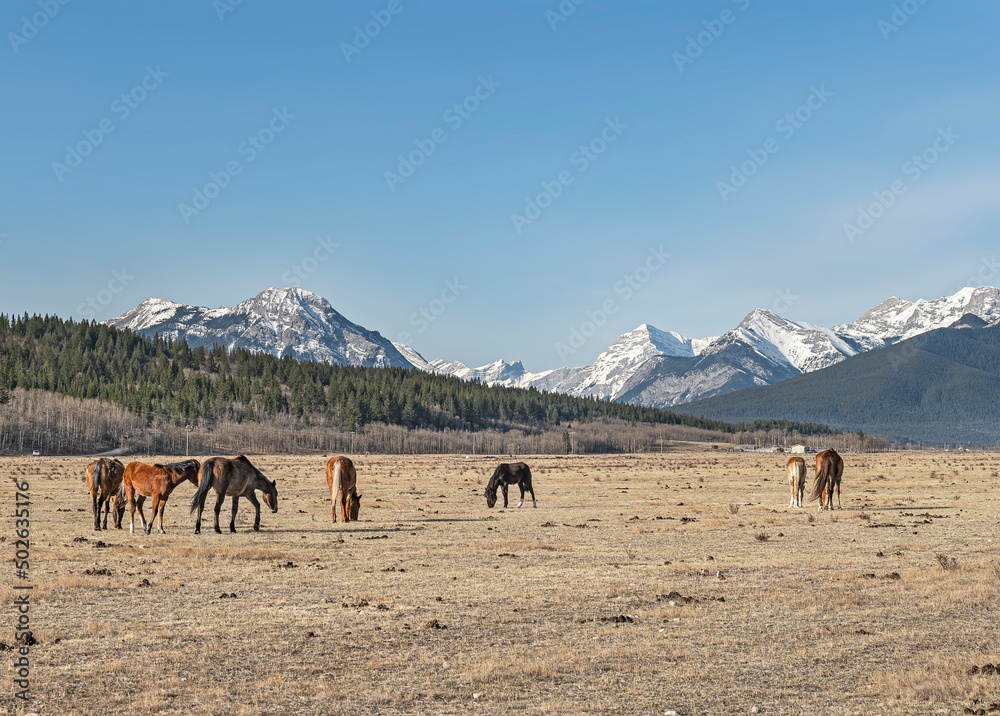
[326,456,362,523]
[787,456,806,508]
[85,458,126,530]
[809,448,844,510]
[119,459,201,534]
[190,456,278,534]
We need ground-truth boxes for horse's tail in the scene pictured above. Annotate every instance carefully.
[331,459,342,501]
[809,456,830,502]
[190,459,216,514]
[117,467,129,504]
[88,460,101,485]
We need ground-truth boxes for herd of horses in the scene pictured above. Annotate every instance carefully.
[83,449,843,534]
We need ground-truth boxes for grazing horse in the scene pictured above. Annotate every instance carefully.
[485,462,536,509]
[85,458,126,530]
[326,456,362,523]
[190,456,277,534]
[809,448,844,510]
[119,460,201,535]
[787,456,806,508]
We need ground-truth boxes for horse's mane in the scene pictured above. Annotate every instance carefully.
[156,459,199,474]
[486,465,504,490]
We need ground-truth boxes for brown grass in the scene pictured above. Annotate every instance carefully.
[4,449,1000,714]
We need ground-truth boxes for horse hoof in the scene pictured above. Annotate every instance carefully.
[194,529,201,535]
[253,526,260,532]
[214,528,222,534]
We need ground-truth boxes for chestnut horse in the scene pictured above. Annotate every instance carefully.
[190,456,277,534]
[809,448,844,510]
[119,459,201,534]
[85,457,126,530]
[485,462,536,508]
[326,456,362,523]
[787,456,806,508]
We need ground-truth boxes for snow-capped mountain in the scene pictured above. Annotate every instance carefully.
[108,285,1000,411]
[617,287,1000,408]
[107,287,414,369]
[836,287,1000,349]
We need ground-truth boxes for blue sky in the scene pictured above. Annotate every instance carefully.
[2,0,998,369]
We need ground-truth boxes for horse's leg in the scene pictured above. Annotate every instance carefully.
[229,495,239,533]
[340,489,348,523]
[247,493,261,531]
[501,484,508,508]
[127,488,137,533]
[92,490,101,531]
[836,480,842,510]
[517,482,525,508]
[157,497,167,534]
[145,495,160,535]
[527,477,536,507]
[114,496,125,529]
[213,491,224,534]
[331,487,338,523]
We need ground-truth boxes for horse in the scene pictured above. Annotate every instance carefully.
[786,456,806,508]
[809,448,844,510]
[326,456,362,523]
[119,459,201,535]
[85,457,126,530]
[485,462,536,508]
[190,456,277,534]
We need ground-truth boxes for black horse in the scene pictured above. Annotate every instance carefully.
[485,462,536,509]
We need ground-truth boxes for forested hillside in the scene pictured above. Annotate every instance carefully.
[0,313,840,454]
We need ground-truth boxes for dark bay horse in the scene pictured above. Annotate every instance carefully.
[85,457,126,530]
[485,462,536,508]
[809,448,844,510]
[190,456,277,534]
[119,459,201,535]
[327,455,362,523]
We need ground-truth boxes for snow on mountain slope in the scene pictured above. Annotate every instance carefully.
[108,288,414,369]
[837,286,1000,348]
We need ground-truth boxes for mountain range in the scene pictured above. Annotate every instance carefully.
[108,285,1000,411]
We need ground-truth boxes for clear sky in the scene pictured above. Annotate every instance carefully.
[2,1,998,370]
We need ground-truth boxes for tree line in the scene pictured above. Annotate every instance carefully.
[0,313,842,454]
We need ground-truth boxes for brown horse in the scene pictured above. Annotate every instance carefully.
[190,456,277,534]
[85,458,126,530]
[326,456,362,523]
[119,460,201,535]
[809,449,844,510]
[787,456,806,508]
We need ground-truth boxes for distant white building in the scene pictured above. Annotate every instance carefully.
[790,444,807,454]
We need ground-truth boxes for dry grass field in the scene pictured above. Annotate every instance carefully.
[4,447,1000,715]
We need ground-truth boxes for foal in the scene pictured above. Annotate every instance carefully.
[786,456,806,508]
[119,460,201,534]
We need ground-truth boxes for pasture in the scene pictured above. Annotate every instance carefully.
[3,448,1000,715]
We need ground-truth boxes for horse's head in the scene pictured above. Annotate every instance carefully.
[262,479,278,513]
[485,485,497,509]
[347,489,362,521]
[185,460,201,486]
